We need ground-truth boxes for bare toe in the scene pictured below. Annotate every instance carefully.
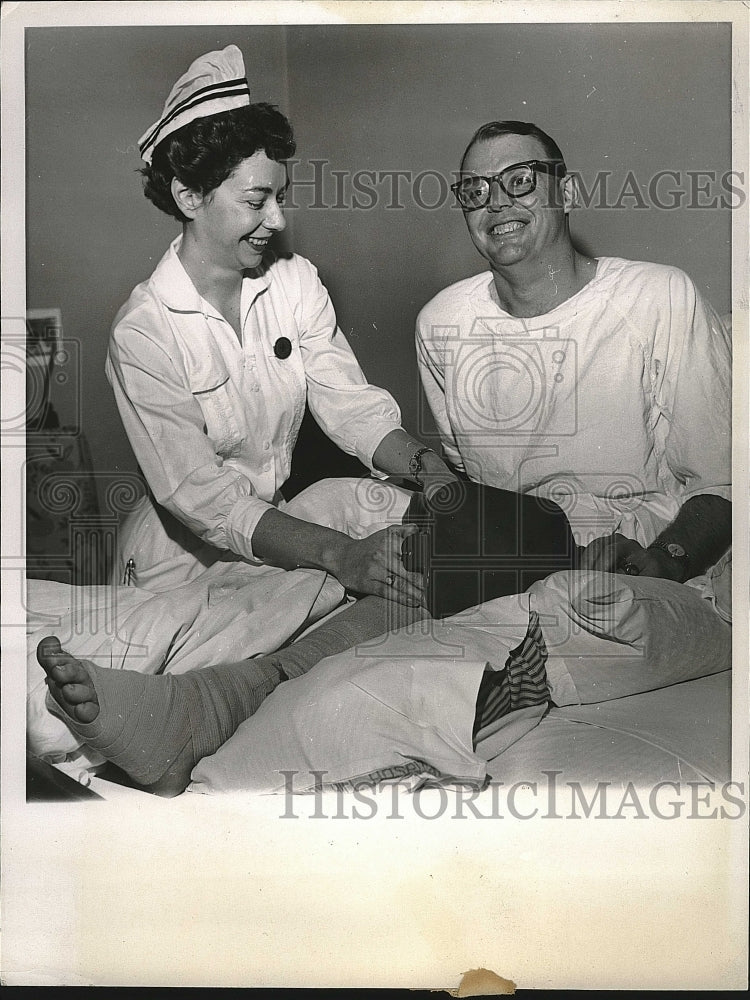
[37,635,64,667]
[59,681,97,705]
[67,699,100,724]
[48,661,84,685]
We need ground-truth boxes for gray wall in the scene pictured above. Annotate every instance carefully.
[26,22,732,497]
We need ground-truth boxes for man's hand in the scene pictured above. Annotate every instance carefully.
[579,532,685,582]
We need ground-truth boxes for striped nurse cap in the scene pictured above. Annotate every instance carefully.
[138,45,251,164]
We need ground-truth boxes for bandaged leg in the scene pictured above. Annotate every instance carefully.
[271,595,427,678]
[37,596,427,796]
[37,638,284,796]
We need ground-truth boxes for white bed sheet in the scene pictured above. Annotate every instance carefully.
[478,670,732,786]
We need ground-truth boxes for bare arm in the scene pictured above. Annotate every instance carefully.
[251,506,424,606]
[371,427,459,499]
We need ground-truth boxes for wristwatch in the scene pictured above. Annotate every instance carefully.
[647,539,690,578]
[408,446,435,484]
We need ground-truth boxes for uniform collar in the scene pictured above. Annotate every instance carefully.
[150,235,273,317]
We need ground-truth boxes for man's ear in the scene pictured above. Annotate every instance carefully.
[559,172,580,214]
[171,178,204,219]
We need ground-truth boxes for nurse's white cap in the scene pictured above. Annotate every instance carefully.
[138,44,251,164]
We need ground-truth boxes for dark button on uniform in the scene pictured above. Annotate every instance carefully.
[274,337,292,359]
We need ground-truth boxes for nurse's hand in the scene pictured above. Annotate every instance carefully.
[332,524,426,607]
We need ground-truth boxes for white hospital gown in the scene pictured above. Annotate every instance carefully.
[106,238,404,590]
[416,256,732,619]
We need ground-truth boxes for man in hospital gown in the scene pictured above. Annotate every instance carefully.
[416,120,731,619]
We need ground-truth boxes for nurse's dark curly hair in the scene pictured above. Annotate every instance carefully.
[141,103,296,222]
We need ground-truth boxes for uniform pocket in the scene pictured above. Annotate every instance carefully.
[190,368,245,459]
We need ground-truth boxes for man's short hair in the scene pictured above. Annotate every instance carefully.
[461,121,567,172]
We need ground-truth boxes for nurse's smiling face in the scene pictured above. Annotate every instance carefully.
[176,151,289,273]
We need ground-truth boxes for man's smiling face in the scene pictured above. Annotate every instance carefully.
[460,133,571,272]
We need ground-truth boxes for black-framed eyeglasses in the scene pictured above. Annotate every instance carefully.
[450,160,566,210]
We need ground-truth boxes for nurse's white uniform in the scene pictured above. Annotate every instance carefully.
[106,239,412,593]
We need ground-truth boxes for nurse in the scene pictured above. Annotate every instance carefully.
[107,45,456,602]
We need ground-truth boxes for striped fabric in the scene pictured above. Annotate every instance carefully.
[139,78,250,160]
[473,610,550,739]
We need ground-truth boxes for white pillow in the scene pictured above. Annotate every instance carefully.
[527,570,732,706]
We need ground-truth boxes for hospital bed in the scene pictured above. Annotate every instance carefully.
[27,668,732,803]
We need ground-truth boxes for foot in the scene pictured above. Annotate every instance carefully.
[34,635,274,798]
[35,634,190,796]
[37,636,100,724]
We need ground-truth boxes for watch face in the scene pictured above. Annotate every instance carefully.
[665,542,687,559]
